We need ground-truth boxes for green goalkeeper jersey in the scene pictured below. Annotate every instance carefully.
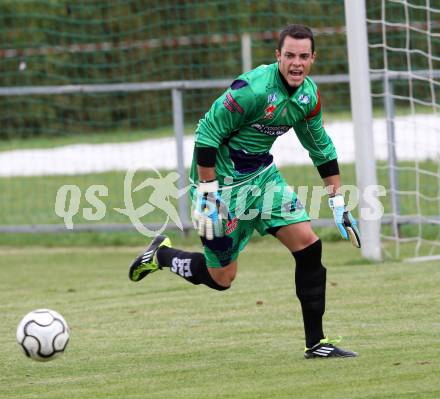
[190,62,337,186]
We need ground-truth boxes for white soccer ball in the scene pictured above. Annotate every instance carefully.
[16,309,70,362]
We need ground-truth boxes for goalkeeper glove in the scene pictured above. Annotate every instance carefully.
[328,194,361,248]
[193,180,229,240]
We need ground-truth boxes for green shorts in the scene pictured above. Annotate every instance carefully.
[191,165,310,268]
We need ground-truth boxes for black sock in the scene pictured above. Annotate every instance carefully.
[156,247,229,291]
[292,239,326,348]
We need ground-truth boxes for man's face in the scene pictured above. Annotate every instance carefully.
[276,36,315,88]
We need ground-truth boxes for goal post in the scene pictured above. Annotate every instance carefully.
[344,0,382,261]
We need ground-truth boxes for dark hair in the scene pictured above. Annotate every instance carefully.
[278,24,315,53]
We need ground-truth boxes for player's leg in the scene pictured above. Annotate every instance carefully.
[128,234,236,290]
[129,178,257,289]
[274,220,318,252]
[128,217,250,289]
[206,260,237,287]
[157,237,239,288]
[272,222,325,348]
[259,170,356,358]
[274,222,357,358]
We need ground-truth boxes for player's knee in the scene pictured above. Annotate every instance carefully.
[211,271,235,288]
[292,239,323,270]
[208,261,237,289]
[298,231,319,251]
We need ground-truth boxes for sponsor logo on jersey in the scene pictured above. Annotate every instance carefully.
[267,92,277,103]
[298,93,310,104]
[251,123,291,136]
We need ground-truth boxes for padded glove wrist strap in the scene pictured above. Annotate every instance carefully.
[328,194,345,209]
[197,180,219,194]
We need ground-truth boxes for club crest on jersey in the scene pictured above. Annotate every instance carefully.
[264,104,276,119]
[298,94,310,104]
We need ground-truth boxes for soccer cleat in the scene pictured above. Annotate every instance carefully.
[304,337,358,359]
[128,235,172,282]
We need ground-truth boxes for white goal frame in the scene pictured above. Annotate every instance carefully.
[344,0,382,261]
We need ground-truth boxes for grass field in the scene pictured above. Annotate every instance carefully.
[1,239,440,399]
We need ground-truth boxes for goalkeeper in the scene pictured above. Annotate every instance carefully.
[129,24,360,359]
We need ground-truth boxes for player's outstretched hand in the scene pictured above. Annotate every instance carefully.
[193,180,229,240]
[328,194,361,248]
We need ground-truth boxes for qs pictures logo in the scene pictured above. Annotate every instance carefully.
[55,167,190,236]
[115,167,190,237]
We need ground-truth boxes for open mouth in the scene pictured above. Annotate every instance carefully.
[289,70,303,78]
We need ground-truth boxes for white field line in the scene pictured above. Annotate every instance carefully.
[1,115,438,177]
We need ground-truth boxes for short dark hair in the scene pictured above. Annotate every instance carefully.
[277,24,315,53]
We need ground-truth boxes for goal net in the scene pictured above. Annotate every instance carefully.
[367,0,440,260]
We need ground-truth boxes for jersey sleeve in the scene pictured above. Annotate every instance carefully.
[292,91,338,167]
[194,83,256,148]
